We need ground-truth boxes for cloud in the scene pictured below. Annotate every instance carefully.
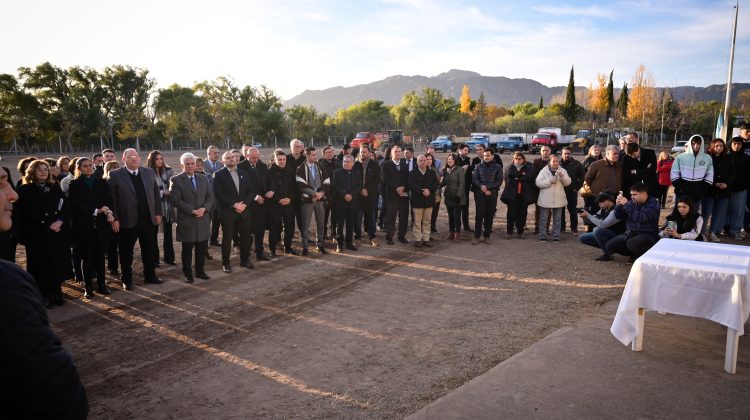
[533,4,616,19]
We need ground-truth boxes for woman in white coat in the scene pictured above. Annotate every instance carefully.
[535,154,571,242]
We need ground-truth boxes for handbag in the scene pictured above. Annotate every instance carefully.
[580,182,593,198]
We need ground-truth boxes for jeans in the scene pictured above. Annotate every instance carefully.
[701,196,729,235]
[538,207,562,240]
[604,233,658,259]
[579,227,617,251]
[729,190,747,235]
[356,203,377,240]
[446,205,462,233]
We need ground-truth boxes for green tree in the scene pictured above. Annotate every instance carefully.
[392,88,459,139]
[617,82,629,118]
[538,96,544,110]
[0,73,44,151]
[100,65,155,148]
[606,70,615,120]
[563,66,577,122]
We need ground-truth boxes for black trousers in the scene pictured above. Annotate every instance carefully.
[71,246,84,283]
[0,232,16,262]
[269,205,295,250]
[462,187,471,228]
[81,234,107,292]
[604,233,659,259]
[356,202,377,240]
[430,202,440,230]
[249,203,267,256]
[107,236,119,272]
[335,202,357,245]
[220,213,252,265]
[181,240,208,276]
[506,199,529,234]
[474,193,498,238]
[118,216,158,285]
[560,190,579,232]
[210,208,221,243]
[385,196,409,240]
[154,221,175,264]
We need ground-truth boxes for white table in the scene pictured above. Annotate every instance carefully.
[611,239,750,374]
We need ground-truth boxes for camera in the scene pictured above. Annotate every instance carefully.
[576,208,585,214]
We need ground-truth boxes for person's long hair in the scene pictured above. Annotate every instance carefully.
[443,153,458,175]
[709,138,726,156]
[103,161,120,179]
[74,157,92,179]
[146,150,170,175]
[667,195,698,232]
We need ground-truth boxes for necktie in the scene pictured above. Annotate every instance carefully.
[190,176,196,190]
[310,165,317,184]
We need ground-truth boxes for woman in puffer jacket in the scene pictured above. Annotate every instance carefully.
[535,154,571,242]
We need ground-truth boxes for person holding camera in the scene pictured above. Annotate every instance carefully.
[578,191,626,255]
[535,155,571,242]
[659,196,703,241]
[599,182,661,262]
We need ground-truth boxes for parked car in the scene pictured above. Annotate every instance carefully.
[671,140,688,154]
[350,132,377,149]
[495,136,526,153]
[431,135,454,152]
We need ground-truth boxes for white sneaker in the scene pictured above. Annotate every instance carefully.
[709,232,721,243]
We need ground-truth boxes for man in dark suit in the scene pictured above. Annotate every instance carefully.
[319,145,341,241]
[456,143,472,231]
[213,151,255,272]
[381,145,410,245]
[404,147,418,172]
[170,153,214,283]
[332,155,362,252]
[93,148,116,179]
[203,145,224,247]
[289,139,306,232]
[354,146,380,247]
[238,147,273,261]
[108,148,163,290]
[92,148,119,275]
[627,132,659,198]
[268,150,299,256]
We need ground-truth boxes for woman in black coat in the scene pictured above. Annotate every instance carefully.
[68,158,115,298]
[701,139,734,242]
[500,152,537,239]
[14,159,73,308]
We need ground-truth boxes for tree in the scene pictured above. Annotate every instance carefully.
[606,70,615,120]
[459,85,471,114]
[510,102,539,116]
[538,96,544,110]
[627,64,658,133]
[0,73,44,151]
[100,65,155,148]
[392,88,458,139]
[617,82,629,118]
[588,73,608,120]
[474,92,487,131]
[563,66,577,122]
[332,99,393,139]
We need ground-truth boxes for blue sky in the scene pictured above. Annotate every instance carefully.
[2,0,748,100]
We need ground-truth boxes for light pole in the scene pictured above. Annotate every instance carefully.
[660,97,672,147]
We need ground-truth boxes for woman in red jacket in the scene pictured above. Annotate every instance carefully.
[656,151,674,209]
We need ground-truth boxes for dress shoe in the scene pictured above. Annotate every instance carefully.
[398,237,409,244]
[256,253,271,262]
[184,275,194,284]
[386,238,395,245]
[222,265,232,273]
[109,269,119,276]
[370,239,379,247]
[517,232,526,239]
[336,243,343,253]
[346,244,358,251]
[205,254,214,260]
[431,228,438,233]
[83,290,94,299]
[270,251,278,258]
[209,241,221,247]
[484,237,492,244]
[317,247,328,254]
[595,254,613,261]
[164,260,177,266]
[196,272,210,280]
[240,261,255,269]
[44,298,54,309]
[54,292,65,306]
[301,248,309,256]
[422,241,432,248]
[97,286,112,295]
[354,239,361,248]
[414,241,423,248]
[122,282,134,291]
[145,277,164,284]
[285,248,301,256]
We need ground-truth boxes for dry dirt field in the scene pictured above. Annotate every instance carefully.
[2,149,736,419]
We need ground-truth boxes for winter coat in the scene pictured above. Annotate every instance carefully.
[656,159,673,186]
[729,149,750,192]
[472,160,503,192]
[408,168,439,208]
[169,172,213,243]
[560,157,585,192]
[670,134,714,201]
[706,153,734,199]
[500,163,536,206]
[535,166,571,208]
[441,165,466,207]
[614,196,660,237]
[584,158,622,197]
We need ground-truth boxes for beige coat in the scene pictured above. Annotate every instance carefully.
[535,166,571,208]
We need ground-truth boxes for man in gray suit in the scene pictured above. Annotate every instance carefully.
[170,153,214,283]
[203,145,224,246]
[108,148,163,290]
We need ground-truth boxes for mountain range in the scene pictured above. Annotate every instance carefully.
[284,69,749,115]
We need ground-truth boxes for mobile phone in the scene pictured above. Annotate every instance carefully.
[576,208,585,214]
[667,221,677,231]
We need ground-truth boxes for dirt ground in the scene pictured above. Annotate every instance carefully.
[2,149,742,419]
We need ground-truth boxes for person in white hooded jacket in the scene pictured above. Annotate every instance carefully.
[535,154,571,242]
[670,134,714,210]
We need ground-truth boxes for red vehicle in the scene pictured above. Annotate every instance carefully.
[529,127,570,154]
[350,132,377,149]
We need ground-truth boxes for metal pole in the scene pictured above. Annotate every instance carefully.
[660,95,665,147]
[722,1,739,141]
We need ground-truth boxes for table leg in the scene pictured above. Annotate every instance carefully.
[725,327,740,374]
[632,308,645,351]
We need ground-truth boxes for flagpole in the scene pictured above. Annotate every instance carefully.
[721,1,739,140]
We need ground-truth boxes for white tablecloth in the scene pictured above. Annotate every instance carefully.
[611,239,750,346]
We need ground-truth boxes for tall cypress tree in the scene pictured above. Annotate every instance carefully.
[617,82,629,118]
[563,66,577,122]
[606,70,615,120]
[538,96,544,110]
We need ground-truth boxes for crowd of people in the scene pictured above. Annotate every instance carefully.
[1,123,749,307]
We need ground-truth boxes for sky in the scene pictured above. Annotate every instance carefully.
[2,0,748,101]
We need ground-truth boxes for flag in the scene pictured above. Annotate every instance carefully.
[715,109,725,140]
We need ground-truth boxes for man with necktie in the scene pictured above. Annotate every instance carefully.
[333,155,362,252]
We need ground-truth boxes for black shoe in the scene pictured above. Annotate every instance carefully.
[164,260,177,266]
[97,286,112,295]
[240,261,255,269]
[431,228,438,233]
[317,247,328,254]
[205,254,214,261]
[595,254,614,261]
[196,272,210,280]
[122,282,134,291]
[336,243,343,253]
[346,244,357,251]
[109,269,119,276]
[256,253,271,262]
[269,251,278,258]
[284,248,301,256]
[398,237,409,244]
[387,238,395,245]
[145,277,164,284]
[83,290,94,299]
[465,227,474,232]
[209,241,221,247]
[44,297,54,309]
[184,275,194,284]
[301,248,309,256]
[422,241,432,248]
[222,265,232,273]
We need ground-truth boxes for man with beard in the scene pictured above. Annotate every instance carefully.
[268,150,299,256]
[238,147,273,262]
[354,146,380,247]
